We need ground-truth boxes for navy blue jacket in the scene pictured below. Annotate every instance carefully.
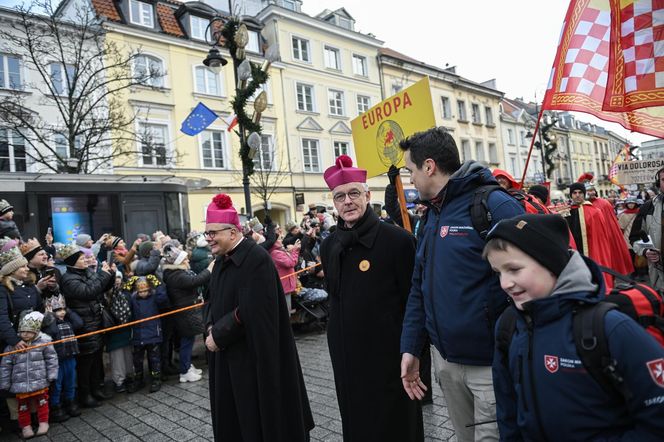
[0,284,43,349]
[493,253,664,441]
[401,162,524,365]
[129,285,169,346]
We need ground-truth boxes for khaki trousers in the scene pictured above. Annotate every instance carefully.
[432,347,498,442]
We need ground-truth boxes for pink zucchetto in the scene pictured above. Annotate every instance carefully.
[323,155,367,191]
[206,194,240,229]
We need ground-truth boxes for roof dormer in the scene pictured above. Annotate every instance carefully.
[317,7,355,31]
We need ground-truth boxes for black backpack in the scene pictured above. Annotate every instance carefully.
[496,267,664,400]
[469,184,512,240]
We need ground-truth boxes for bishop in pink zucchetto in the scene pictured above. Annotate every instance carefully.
[323,155,367,191]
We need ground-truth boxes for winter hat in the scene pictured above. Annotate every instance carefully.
[57,243,83,267]
[123,274,161,292]
[0,245,28,277]
[324,155,367,191]
[528,185,549,204]
[115,270,123,279]
[45,294,66,311]
[0,199,13,216]
[75,234,92,247]
[164,246,187,265]
[569,182,586,197]
[20,238,43,261]
[0,237,18,253]
[108,236,123,249]
[206,194,240,229]
[285,221,297,232]
[136,233,150,243]
[486,214,571,277]
[492,169,521,190]
[18,311,43,334]
[248,218,264,233]
[138,241,154,258]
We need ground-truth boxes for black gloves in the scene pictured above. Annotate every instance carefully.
[388,165,400,186]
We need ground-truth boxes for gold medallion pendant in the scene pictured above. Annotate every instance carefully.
[359,260,370,272]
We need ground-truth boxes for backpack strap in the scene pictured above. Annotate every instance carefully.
[495,305,519,369]
[470,184,505,240]
[572,302,630,400]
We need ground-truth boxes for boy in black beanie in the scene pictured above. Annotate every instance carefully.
[483,214,664,440]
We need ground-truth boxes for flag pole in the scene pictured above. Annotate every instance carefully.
[519,104,546,187]
[394,175,412,233]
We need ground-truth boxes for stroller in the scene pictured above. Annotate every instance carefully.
[291,287,328,330]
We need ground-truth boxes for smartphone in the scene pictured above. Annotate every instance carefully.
[43,267,56,278]
[47,227,52,235]
[106,251,113,263]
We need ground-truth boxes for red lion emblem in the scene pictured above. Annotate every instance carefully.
[440,226,449,238]
[647,358,664,388]
[544,355,559,374]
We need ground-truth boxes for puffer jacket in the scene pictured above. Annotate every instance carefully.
[0,219,21,240]
[162,264,209,337]
[190,247,211,275]
[270,246,299,294]
[60,266,113,354]
[129,285,169,345]
[493,253,664,441]
[0,333,58,393]
[400,161,525,365]
[0,284,44,349]
[134,249,162,277]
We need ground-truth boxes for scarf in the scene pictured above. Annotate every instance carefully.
[325,206,379,298]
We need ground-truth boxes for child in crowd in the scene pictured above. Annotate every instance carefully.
[105,271,134,393]
[0,312,59,439]
[484,214,664,440]
[43,294,83,422]
[124,276,169,393]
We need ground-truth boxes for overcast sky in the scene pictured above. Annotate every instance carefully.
[0,0,656,145]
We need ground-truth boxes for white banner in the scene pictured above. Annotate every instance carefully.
[615,159,664,185]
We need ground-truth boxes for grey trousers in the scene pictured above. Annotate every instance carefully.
[432,347,499,442]
[109,346,134,386]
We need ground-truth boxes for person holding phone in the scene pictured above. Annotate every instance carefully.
[21,238,60,299]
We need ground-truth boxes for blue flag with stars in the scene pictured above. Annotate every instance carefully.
[180,102,218,136]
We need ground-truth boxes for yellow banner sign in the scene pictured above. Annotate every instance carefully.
[351,77,436,178]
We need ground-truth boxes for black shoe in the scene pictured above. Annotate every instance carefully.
[91,389,112,401]
[126,374,145,394]
[149,372,161,393]
[114,382,126,393]
[49,405,69,423]
[79,394,99,408]
[163,365,180,376]
[63,400,81,417]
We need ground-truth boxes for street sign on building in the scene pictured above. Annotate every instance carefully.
[351,77,436,178]
[615,158,664,185]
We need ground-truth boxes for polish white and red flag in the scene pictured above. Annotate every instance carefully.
[543,0,664,138]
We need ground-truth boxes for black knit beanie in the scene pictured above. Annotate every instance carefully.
[64,251,83,267]
[529,185,549,203]
[486,214,571,276]
[568,182,586,197]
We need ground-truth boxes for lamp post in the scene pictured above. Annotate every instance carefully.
[201,4,277,218]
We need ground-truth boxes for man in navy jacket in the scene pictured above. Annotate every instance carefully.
[399,128,524,441]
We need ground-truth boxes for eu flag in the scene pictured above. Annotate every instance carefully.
[180,102,218,136]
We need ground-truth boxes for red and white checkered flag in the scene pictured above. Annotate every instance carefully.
[543,0,664,138]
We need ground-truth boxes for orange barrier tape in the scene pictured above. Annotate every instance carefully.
[0,262,323,358]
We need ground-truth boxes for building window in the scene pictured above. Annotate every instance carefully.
[475,141,485,161]
[247,31,261,53]
[457,100,467,121]
[507,128,515,145]
[333,141,349,157]
[190,16,210,41]
[139,123,167,166]
[337,16,352,30]
[292,36,310,62]
[485,106,494,126]
[391,83,402,95]
[200,130,226,169]
[302,138,320,172]
[356,95,370,115]
[194,66,221,96]
[0,54,21,90]
[441,96,451,119]
[254,134,274,170]
[488,142,498,163]
[509,155,517,176]
[54,133,83,159]
[471,104,481,124]
[282,0,296,10]
[129,0,153,28]
[296,83,314,112]
[324,46,340,70]
[134,55,164,88]
[328,89,345,116]
[519,130,527,146]
[0,128,26,172]
[461,139,471,161]
[49,63,76,96]
[352,54,368,76]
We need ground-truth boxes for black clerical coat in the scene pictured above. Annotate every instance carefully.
[321,208,423,442]
[204,238,314,442]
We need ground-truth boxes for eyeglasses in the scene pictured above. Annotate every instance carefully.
[333,189,364,203]
[203,227,233,237]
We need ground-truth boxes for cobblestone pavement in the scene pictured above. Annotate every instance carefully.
[2,331,455,441]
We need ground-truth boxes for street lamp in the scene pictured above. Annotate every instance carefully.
[202,5,273,219]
